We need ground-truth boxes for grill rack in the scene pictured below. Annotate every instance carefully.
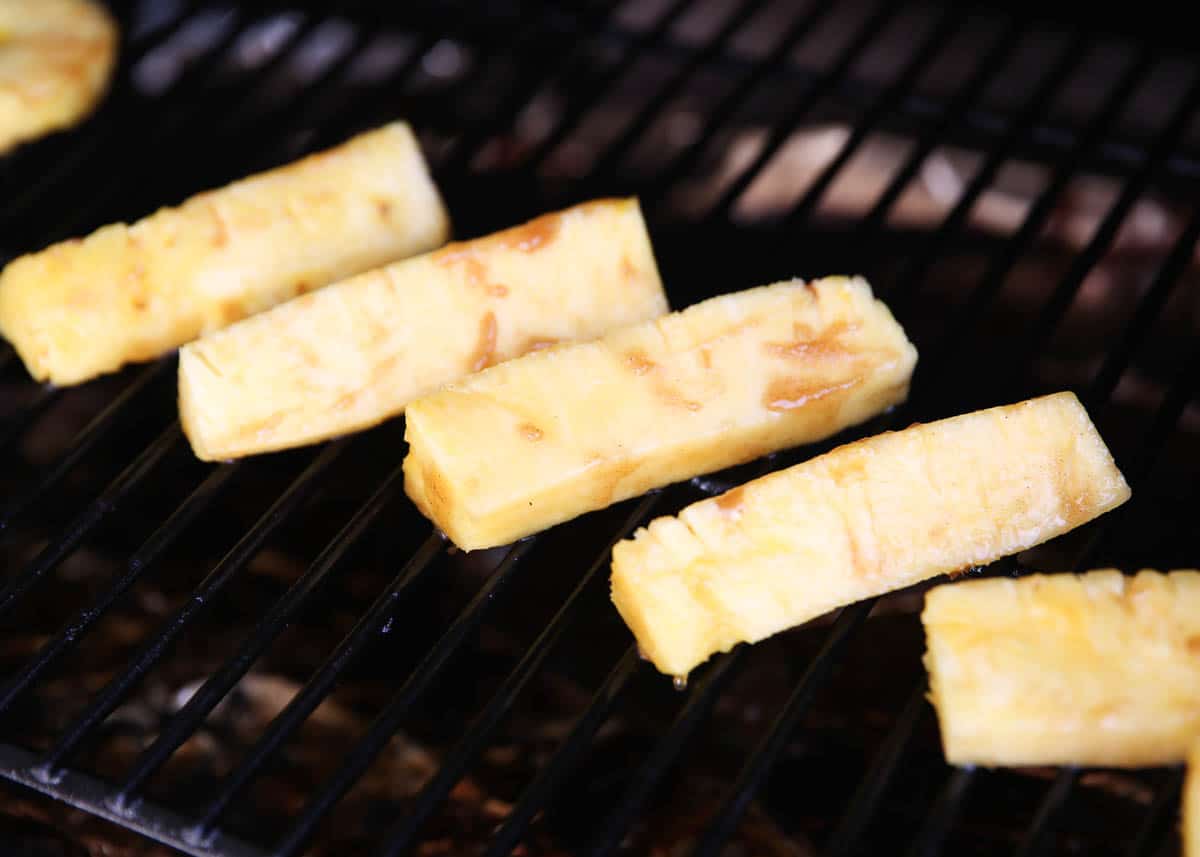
[1,0,1199,854]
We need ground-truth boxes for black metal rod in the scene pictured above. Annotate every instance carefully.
[518,0,697,174]
[885,31,1091,308]
[703,0,899,225]
[823,685,928,857]
[374,493,664,857]
[115,464,410,804]
[0,386,62,452]
[1012,768,1079,857]
[586,0,773,184]
[0,360,172,529]
[853,16,1025,261]
[0,463,242,719]
[910,44,1154,380]
[641,0,841,202]
[271,536,540,857]
[483,645,641,857]
[36,440,349,781]
[0,742,266,857]
[781,5,966,228]
[189,530,448,841]
[903,767,976,857]
[1005,71,1200,382]
[1085,203,1200,408]
[690,601,874,857]
[0,423,183,624]
[583,650,745,857]
[441,2,618,174]
[1125,768,1184,857]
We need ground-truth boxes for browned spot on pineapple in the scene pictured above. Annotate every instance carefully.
[1187,634,1200,655]
[500,211,561,252]
[518,423,544,441]
[468,312,497,372]
[621,255,639,280]
[333,391,360,411]
[209,203,230,248]
[375,198,393,220]
[625,349,656,375]
[131,295,147,312]
[656,384,702,412]
[219,300,244,324]
[521,336,559,354]
[716,486,745,514]
[764,376,859,412]
[487,283,509,297]
[434,247,490,290]
[294,279,312,295]
[699,348,712,369]
[765,320,860,360]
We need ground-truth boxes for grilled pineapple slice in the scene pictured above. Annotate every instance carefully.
[923,570,1200,768]
[180,198,668,461]
[0,0,117,155]
[0,121,449,385]
[611,392,1130,678]
[1187,741,1200,857]
[404,276,917,551]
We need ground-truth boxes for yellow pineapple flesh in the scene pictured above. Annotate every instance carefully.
[0,121,449,385]
[0,0,117,155]
[924,569,1200,768]
[611,392,1130,679]
[180,198,668,460]
[404,276,917,552]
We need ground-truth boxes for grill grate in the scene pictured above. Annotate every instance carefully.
[2,1,1199,855]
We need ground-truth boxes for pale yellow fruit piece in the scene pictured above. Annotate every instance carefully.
[0,121,450,385]
[404,276,917,552]
[0,0,117,154]
[1186,740,1200,856]
[924,569,1200,768]
[179,198,667,461]
[612,392,1130,679]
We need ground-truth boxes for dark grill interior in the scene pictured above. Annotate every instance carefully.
[2,1,1199,854]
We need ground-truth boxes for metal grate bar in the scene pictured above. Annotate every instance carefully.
[885,31,1091,306]
[641,0,840,202]
[114,464,411,805]
[1125,768,1185,857]
[0,463,243,719]
[0,387,63,453]
[0,360,173,529]
[583,650,745,857]
[910,44,1154,377]
[0,423,184,624]
[441,2,617,174]
[271,536,538,857]
[586,0,772,184]
[780,4,965,229]
[692,602,874,857]
[518,0,696,175]
[854,16,1025,257]
[1085,203,1200,407]
[904,766,976,857]
[483,645,641,857]
[1012,768,1080,857]
[0,743,265,857]
[189,530,448,841]
[373,494,664,857]
[1006,72,1200,379]
[702,0,898,225]
[823,685,928,857]
[37,440,349,781]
